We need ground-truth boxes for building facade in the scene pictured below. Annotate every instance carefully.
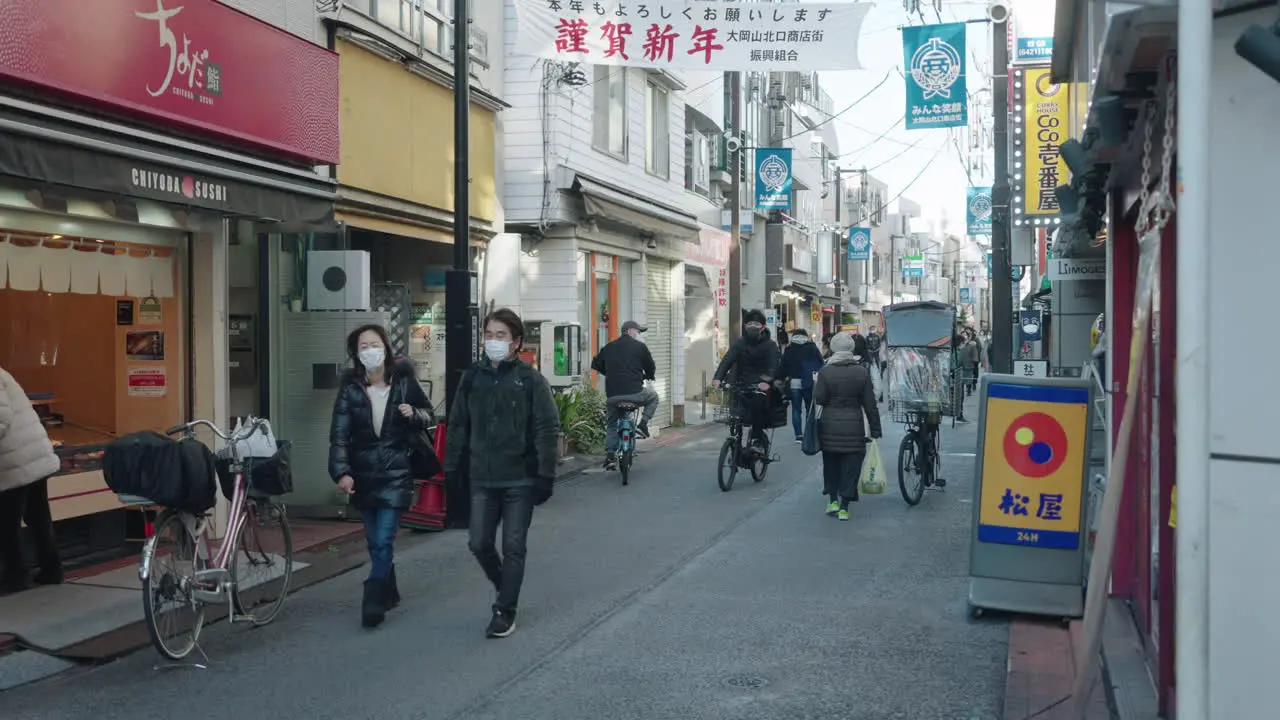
[497,0,708,430]
[1049,2,1278,716]
[0,0,339,561]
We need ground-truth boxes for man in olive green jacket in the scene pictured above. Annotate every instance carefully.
[444,309,560,639]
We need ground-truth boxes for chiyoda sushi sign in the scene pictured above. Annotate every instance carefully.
[513,0,872,71]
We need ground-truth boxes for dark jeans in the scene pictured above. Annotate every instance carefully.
[468,486,535,614]
[821,451,866,506]
[789,387,812,438]
[361,507,402,581]
[0,478,60,585]
[736,392,770,446]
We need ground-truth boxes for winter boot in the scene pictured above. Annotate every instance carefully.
[388,565,401,609]
[362,579,387,628]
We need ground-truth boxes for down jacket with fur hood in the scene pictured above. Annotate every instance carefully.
[0,368,61,493]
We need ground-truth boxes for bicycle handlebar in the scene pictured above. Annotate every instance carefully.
[166,417,269,442]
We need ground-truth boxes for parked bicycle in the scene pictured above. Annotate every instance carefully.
[607,400,643,486]
[883,300,958,507]
[893,404,946,505]
[133,418,293,660]
[713,383,778,492]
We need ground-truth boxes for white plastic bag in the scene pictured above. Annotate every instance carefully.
[859,439,886,495]
[233,418,278,459]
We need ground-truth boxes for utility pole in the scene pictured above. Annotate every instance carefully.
[833,169,843,329]
[444,0,475,527]
[989,16,1013,374]
[727,71,743,340]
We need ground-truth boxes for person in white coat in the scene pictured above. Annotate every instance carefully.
[0,367,63,593]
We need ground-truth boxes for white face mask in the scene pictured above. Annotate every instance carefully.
[358,347,385,371]
[484,339,511,362]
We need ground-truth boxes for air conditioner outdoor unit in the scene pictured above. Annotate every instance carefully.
[307,250,372,310]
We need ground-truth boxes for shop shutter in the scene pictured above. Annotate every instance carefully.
[646,259,674,429]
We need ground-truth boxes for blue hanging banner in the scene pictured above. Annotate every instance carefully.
[902,23,969,130]
[755,148,792,211]
[847,227,872,261]
[967,186,993,236]
[959,287,972,303]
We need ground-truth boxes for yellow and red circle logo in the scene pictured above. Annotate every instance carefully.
[1002,412,1068,478]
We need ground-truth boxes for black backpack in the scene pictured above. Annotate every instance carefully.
[103,431,217,513]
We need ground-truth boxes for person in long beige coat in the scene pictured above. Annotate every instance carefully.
[0,367,63,592]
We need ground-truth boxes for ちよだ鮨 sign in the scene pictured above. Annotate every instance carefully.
[514,0,871,71]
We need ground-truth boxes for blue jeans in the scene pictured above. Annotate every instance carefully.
[605,388,659,454]
[790,387,812,438]
[362,507,402,581]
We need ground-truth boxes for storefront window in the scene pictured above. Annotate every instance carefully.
[0,215,188,558]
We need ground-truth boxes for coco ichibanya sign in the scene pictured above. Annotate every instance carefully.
[514,0,872,70]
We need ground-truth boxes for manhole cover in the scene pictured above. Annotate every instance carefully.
[722,675,768,689]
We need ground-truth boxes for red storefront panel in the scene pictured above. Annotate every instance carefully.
[0,0,340,165]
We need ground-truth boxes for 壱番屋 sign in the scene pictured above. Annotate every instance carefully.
[0,0,340,165]
[514,0,872,71]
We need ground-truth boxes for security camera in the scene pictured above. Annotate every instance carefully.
[1236,22,1280,84]
[988,1,1010,24]
[725,133,742,154]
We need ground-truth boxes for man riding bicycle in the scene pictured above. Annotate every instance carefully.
[591,320,659,470]
[712,309,781,452]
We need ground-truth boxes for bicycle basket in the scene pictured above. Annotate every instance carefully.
[215,440,293,500]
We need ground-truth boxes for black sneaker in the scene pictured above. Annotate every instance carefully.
[485,609,516,638]
[604,453,617,470]
[636,420,650,438]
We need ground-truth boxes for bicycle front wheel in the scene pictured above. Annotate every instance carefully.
[898,432,925,506]
[142,509,207,660]
[750,434,771,483]
[230,499,293,626]
[717,438,739,492]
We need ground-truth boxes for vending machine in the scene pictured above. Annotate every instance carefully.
[522,321,583,387]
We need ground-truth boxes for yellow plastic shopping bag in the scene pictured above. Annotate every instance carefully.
[860,439,886,495]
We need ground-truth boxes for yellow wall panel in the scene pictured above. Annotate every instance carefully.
[337,39,496,223]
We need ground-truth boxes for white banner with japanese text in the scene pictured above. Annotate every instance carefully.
[514,0,872,71]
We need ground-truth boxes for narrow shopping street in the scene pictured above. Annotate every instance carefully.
[3,405,1006,720]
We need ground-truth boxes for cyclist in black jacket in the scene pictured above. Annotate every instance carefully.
[591,321,658,468]
[712,309,781,449]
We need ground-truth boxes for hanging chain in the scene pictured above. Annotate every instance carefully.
[1152,77,1178,230]
[1135,59,1178,237]
[1134,103,1157,237]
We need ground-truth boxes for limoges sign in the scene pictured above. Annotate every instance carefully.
[0,0,339,165]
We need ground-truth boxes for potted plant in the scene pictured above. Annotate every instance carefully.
[553,383,606,457]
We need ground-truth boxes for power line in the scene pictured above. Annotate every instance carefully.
[865,138,924,171]
[774,67,896,143]
[860,140,952,217]
[839,115,906,158]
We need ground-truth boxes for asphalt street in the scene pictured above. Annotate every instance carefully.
[4,394,1007,720]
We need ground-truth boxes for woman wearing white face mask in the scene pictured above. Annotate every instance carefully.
[444,308,560,639]
[329,324,435,628]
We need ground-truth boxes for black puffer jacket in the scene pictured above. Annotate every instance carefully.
[713,335,781,385]
[814,357,882,453]
[328,358,434,509]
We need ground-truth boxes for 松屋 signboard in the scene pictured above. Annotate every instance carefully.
[1013,66,1072,225]
[513,0,872,71]
[977,383,1089,549]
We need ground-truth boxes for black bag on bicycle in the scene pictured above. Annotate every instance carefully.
[103,431,217,513]
[768,394,790,429]
[215,440,294,500]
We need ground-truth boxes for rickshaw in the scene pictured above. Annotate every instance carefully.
[883,300,959,506]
